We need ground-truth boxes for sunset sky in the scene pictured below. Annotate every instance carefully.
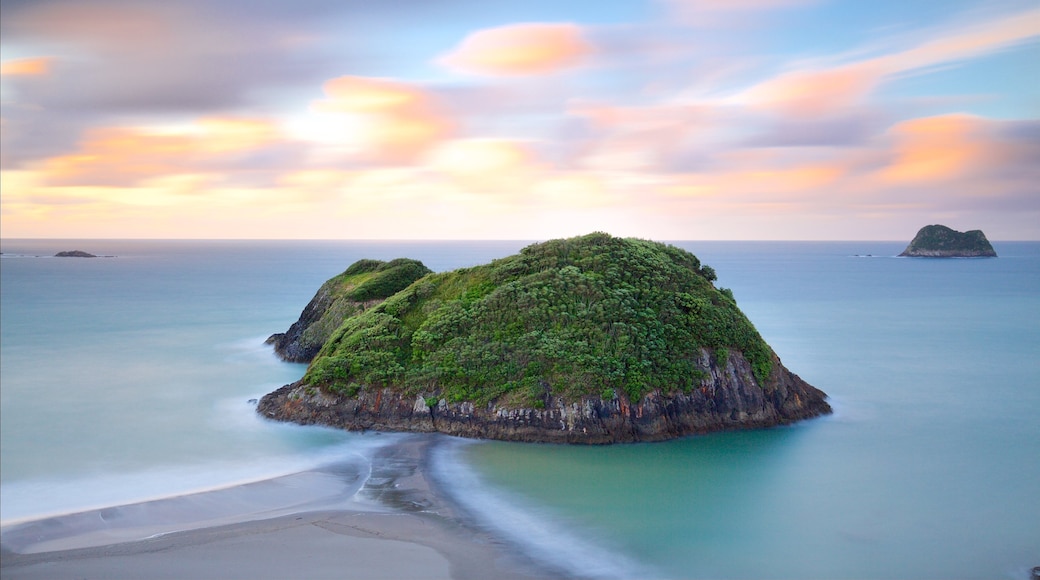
[1,0,1037,240]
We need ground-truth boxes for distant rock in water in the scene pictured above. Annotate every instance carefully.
[266,258,432,362]
[54,250,98,258]
[899,225,997,258]
[259,233,831,444]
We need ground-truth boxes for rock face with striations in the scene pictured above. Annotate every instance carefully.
[266,258,432,362]
[259,233,831,443]
[899,225,997,257]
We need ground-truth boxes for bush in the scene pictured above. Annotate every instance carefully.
[304,233,774,405]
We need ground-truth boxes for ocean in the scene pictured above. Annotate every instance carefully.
[1,239,1037,579]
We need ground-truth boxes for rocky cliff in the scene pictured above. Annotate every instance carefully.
[259,233,831,443]
[259,347,829,443]
[899,225,997,257]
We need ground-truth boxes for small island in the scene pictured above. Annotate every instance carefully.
[54,250,98,258]
[259,233,831,443]
[899,225,997,257]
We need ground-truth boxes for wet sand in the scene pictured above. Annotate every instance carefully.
[0,436,555,580]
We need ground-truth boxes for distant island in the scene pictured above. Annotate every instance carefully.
[55,250,98,258]
[259,233,831,443]
[899,225,997,257]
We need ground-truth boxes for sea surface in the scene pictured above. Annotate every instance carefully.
[1,239,1038,579]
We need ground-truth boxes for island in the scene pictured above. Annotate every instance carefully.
[54,250,98,258]
[259,233,831,443]
[899,225,997,257]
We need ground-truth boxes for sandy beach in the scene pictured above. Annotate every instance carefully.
[0,436,555,580]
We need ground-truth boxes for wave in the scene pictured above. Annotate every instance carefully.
[430,438,657,580]
[0,433,398,528]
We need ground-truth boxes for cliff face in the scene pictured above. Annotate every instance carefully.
[899,225,997,257]
[258,347,831,444]
[266,285,371,362]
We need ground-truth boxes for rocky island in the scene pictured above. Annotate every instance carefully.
[899,225,997,257]
[259,233,831,443]
[54,250,98,258]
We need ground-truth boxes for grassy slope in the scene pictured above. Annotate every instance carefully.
[295,258,433,351]
[304,233,774,407]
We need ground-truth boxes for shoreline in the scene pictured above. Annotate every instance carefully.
[0,435,557,580]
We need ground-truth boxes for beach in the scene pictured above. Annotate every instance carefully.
[0,436,554,580]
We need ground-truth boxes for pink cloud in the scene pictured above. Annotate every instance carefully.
[733,7,1040,117]
[737,63,885,118]
[40,118,283,187]
[437,23,592,76]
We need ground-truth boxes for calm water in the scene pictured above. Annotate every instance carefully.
[2,239,1038,579]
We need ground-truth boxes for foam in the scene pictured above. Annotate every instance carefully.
[430,438,657,580]
[0,433,400,528]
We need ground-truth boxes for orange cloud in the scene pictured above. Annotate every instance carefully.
[190,118,280,153]
[880,114,990,183]
[314,76,453,163]
[0,57,51,76]
[41,118,282,186]
[438,23,591,75]
[738,63,883,117]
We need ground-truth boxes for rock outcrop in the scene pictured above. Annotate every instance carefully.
[258,347,830,443]
[899,225,997,257]
[267,258,432,362]
[259,233,831,443]
[54,250,97,258]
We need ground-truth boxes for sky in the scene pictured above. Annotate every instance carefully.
[1,0,1037,240]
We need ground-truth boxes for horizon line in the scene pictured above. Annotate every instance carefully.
[3,237,1037,243]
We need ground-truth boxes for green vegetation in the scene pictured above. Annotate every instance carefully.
[295,258,432,351]
[900,224,997,257]
[304,233,775,406]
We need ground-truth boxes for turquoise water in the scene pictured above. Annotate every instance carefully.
[2,239,1038,578]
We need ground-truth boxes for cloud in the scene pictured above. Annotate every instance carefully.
[869,8,1040,74]
[0,0,345,114]
[567,101,718,173]
[670,0,811,9]
[425,138,543,192]
[39,118,285,187]
[0,57,50,76]
[663,0,814,27]
[437,23,592,76]
[879,114,985,183]
[878,114,1040,185]
[313,76,455,164]
[732,7,1040,117]
[741,110,885,147]
[736,63,886,118]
